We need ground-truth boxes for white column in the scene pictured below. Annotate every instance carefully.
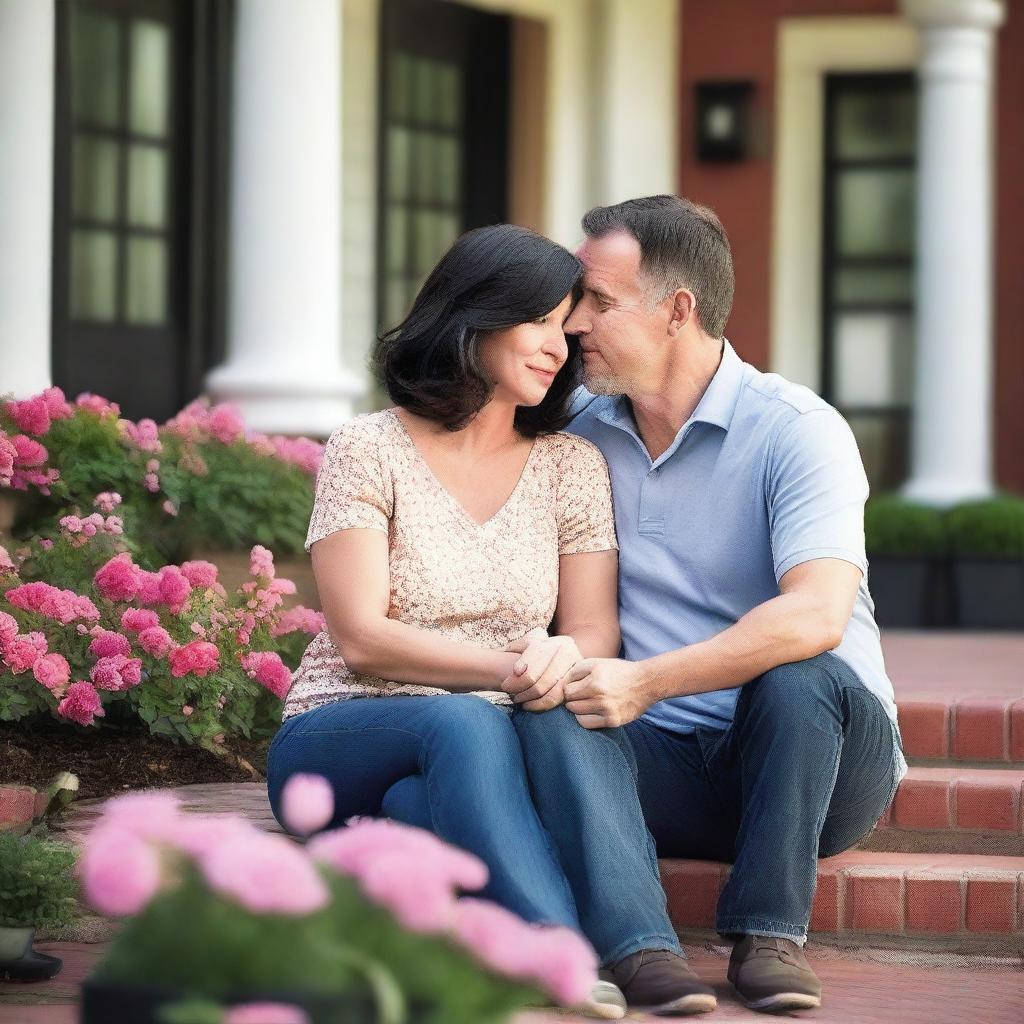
[205,0,364,436]
[901,0,1004,505]
[0,0,55,398]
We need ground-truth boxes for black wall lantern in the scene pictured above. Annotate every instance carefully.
[695,80,754,162]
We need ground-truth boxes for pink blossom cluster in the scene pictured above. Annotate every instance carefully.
[307,813,597,1005]
[263,435,324,476]
[223,1004,309,1024]
[270,606,326,638]
[240,651,292,699]
[4,580,101,624]
[94,553,194,614]
[90,653,143,691]
[75,393,121,417]
[0,544,17,574]
[3,387,73,436]
[0,430,60,493]
[118,418,162,453]
[168,639,220,678]
[93,491,123,514]
[59,511,124,546]
[164,398,246,446]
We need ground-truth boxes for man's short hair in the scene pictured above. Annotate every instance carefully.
[581,195,735,339]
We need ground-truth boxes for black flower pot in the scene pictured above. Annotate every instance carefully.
[80,979,381,1024]
[953,559,1024,629]
[868,557,935,628]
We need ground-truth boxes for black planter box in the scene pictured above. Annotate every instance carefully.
[80,979,380,1024]
[868,556,952,628]
[953,559,1024,629]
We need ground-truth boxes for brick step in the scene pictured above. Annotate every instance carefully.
[897,695,1024,766]
[661,850,1024,955]
[860,766,1024,856]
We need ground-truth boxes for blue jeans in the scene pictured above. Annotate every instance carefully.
[266,693,682,965]
[624,652,904,943]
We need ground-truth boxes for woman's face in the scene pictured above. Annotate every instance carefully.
[478,292,575,407]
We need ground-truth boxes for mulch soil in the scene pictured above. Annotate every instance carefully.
[0,718,270,800]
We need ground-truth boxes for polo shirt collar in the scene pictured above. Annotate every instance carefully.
[596,338,745,436]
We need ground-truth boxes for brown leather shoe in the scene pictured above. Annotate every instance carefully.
[727,935,822,1012]
[602,948,717,1016]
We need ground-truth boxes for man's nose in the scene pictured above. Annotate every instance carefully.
[564,306,589,335]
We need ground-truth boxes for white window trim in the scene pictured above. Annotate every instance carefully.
[771,17,918,390]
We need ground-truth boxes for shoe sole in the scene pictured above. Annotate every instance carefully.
[580,980,628,1019]
[633,993,718,1016]
[740,991,822,1012]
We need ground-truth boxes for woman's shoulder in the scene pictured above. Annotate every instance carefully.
[537,430,610,469]
[323,409,400,454]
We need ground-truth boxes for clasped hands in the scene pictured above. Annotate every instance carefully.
[499,628,651,729]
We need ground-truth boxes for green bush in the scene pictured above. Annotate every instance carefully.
[0,832,78,930]
[864,496,948,558]
[946,497,1024,559]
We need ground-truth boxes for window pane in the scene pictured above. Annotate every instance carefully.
[413,58,437,125]
[387,127,411,201]
[437,136,461,205]
[129,19,170,137]
[125,237,166,324]
[72,8,121,128]
[413,132,436,203]
[414,210,440,276]
[72,135,119,222]
[835,89,916,160]
[389,52,413,121]
[845,413,909,493]
[436,63,461,129]
[834,266,913,305]
[438,213,460,254]
[385,207,409,274]
[127,145,167,228]
[834,312,914,407]
[70,230,118,321]
[385,276,410,329]
[837,169,915,257]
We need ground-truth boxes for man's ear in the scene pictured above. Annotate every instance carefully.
[667,288,696,336]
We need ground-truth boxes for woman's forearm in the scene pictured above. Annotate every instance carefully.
[333,616,519,692]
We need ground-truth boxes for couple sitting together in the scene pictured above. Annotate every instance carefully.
[267,195,907,1017]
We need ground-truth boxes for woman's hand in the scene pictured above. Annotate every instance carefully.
[500,634,583,712]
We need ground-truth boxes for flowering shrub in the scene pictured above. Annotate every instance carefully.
[0,519,325,746]
[1,387,323,558]
[80,781,597,1024]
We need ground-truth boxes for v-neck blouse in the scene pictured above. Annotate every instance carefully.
[282,409,618,719]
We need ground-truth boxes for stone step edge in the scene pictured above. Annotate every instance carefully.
[898,696,1024,763]
[659,853,1024,938]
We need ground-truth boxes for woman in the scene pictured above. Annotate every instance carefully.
[266,225,659,1018]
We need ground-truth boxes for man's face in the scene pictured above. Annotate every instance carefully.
[564,230,671,396]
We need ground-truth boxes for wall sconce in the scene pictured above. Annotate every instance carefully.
[695,81,754,162]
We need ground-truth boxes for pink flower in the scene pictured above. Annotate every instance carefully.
[223,1004,309,1024]
[162,500,178,517]
[168,640,219,678]
[119,418,162,453]
[39,538,53,551]
[138,625,173,657]
[165,814,253,858]
[144,472,160,492]
[90,654,143,691]
[93,491,123,513]
[4,581,99,624]
[89,629,132,659]
[100,791,182,840]
[249,545,275,580]
[180,560,219,590]
[199,831,329,915]
[268,577,297,596]
[208,403,246,445]
[10,434,46,467]
[120,607,160,633]
[2,634,46,673]
[33,652,70,693]
[41,386,73,420]
[0,545,15,574]
[360,854,458,933]
[4,395,51,435]
[271,607,327,638]
[271,436,324,475]
[57,680,105,726]
[75,393,120,417]
[0,432,16,485]
[59,514,83,534]
[182,705,193,717]
[95,553,141,602]
[0,610,19,647]
[79,825,162,916]
[240,651,291,699]
[281,774,334,836]
[529,926,602,1006]
[157,565,192,613]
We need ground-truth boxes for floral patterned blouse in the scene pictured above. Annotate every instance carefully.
[282,408,617,719]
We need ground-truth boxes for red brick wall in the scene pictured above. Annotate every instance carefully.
[677,0,1023,491]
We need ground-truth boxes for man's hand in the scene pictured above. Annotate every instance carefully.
[501,634,582,712]
[563,658,654,729]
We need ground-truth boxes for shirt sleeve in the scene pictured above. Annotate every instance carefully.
[766,408,868,583]
[556,436,619,555]
[304,423,393,552]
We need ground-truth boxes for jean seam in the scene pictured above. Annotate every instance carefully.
[716,917,807,938]
[601,932,684,967]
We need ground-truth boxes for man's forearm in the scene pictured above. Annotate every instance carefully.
[565,621,621,660]
[639,590,842,703]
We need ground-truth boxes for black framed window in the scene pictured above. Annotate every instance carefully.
[52,0,231,422]
[377,0,509,331]
[822,73,918,492]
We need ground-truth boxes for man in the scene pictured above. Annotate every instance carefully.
[511,195,906,1015]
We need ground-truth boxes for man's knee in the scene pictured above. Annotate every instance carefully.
[740,654,844,723]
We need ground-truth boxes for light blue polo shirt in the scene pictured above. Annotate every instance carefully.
[567,340,907,782]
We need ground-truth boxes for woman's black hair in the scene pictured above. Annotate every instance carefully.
[372,223,583,436]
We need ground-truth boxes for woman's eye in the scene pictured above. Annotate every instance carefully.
[534,315,549,325]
